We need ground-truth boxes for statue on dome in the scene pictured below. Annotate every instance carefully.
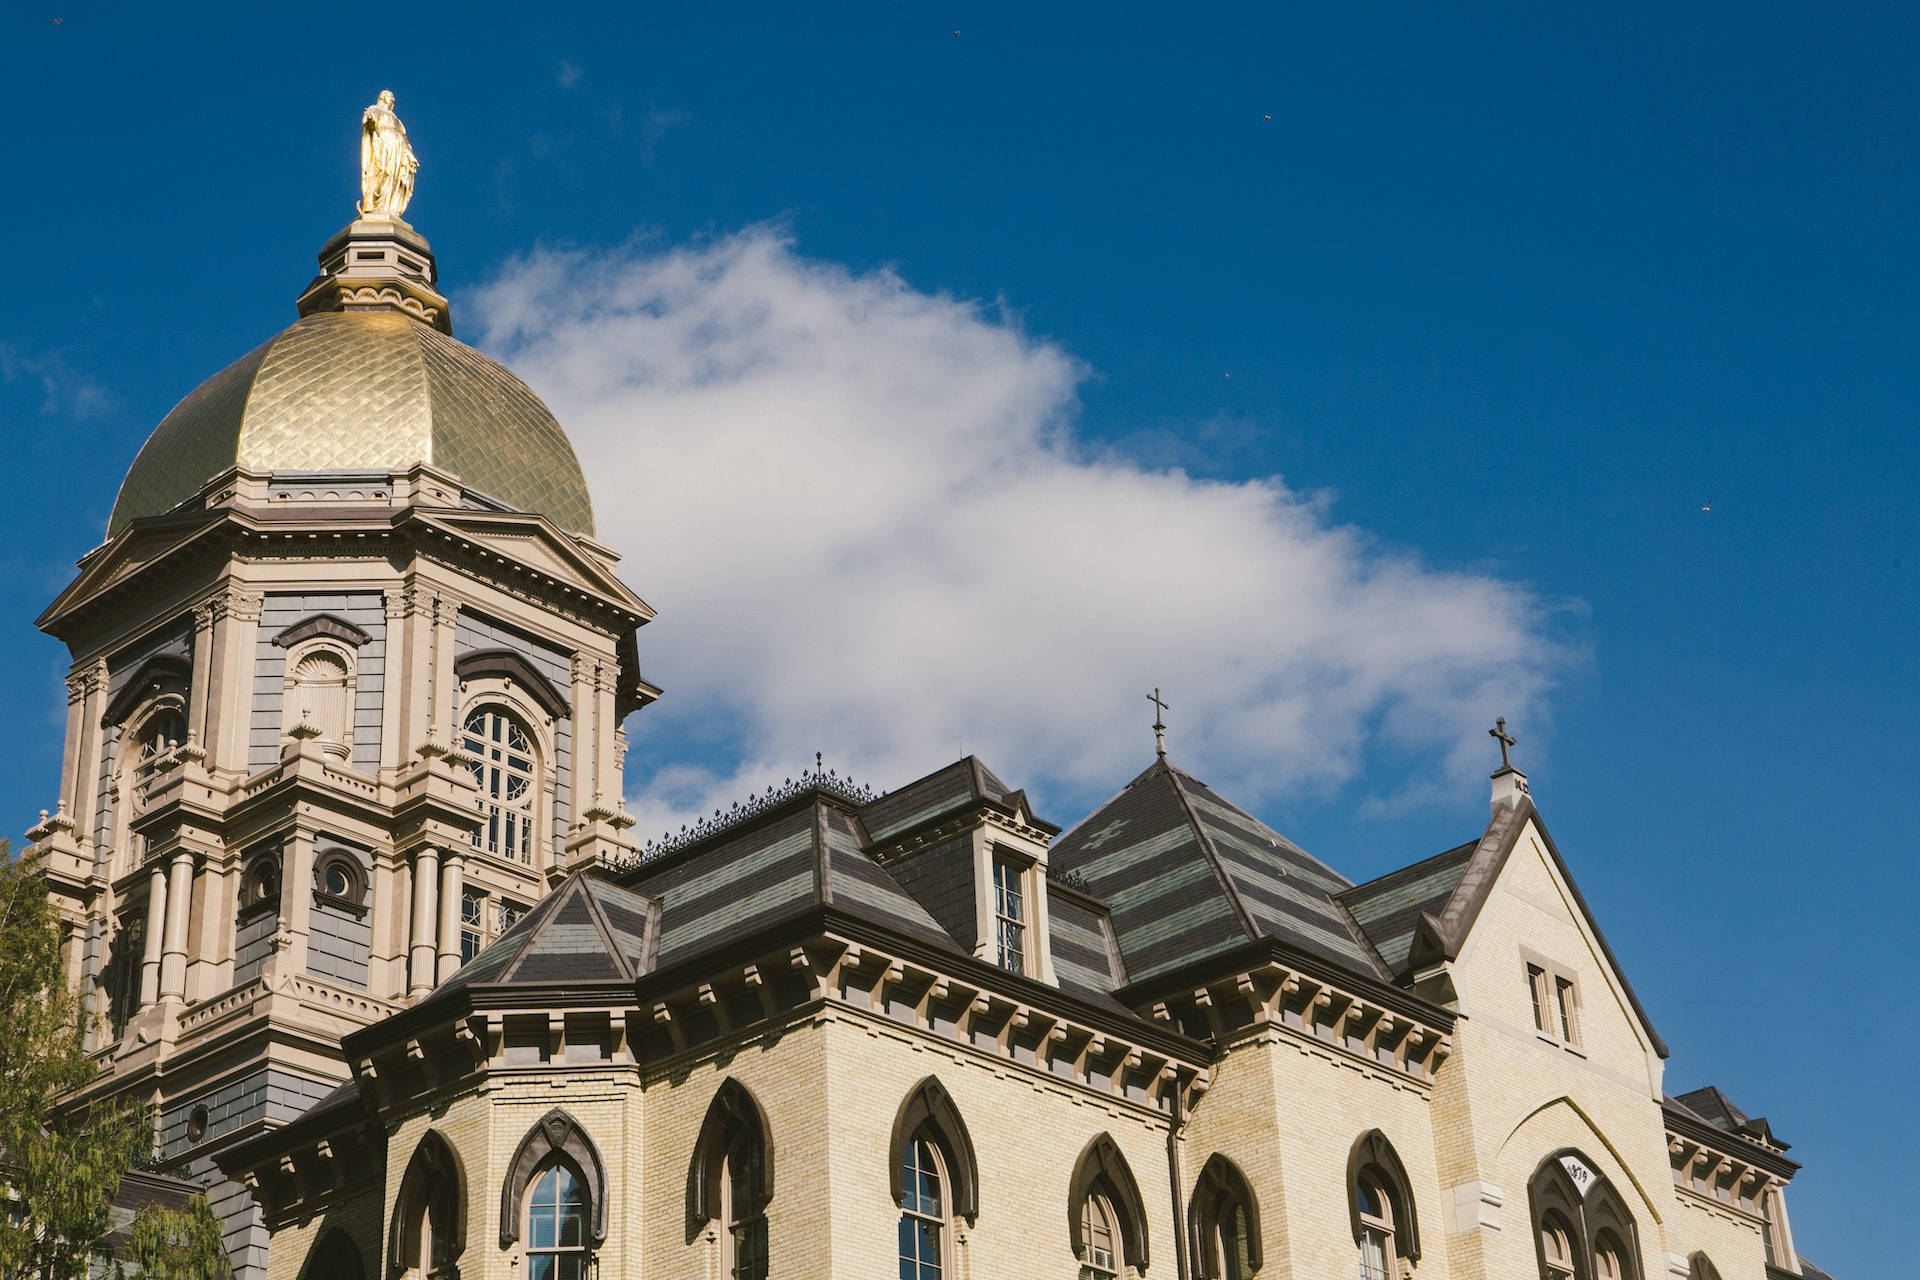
[358,90,419,219]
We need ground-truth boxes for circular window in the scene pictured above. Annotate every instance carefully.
[324,864,352,898]
[247,862,280,906]
[186,1105,209,1142]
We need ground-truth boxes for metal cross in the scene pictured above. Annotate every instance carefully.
[1148,688,1170,758]
[1489,717,1517,770]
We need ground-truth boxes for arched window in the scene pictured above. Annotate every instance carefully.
[1540,1214,1576,1280]
[1348,1130,1420,1276]
[690,1080,774,1280]
[315,851,366,906]
[389,1131,465,1280]
[1080,1194,1121,1280]
[1069,1134,1149,1279]
[1189,1154,1261,1280]
[135,706,188,784]
[1686,1252,1723,1280]
[889,1078,979,1280]
[287,647,352,746]
[299,1227,368,1280]
[499,1110,609,1264]
[242,855,281,913]
[899,1133,949,1280]
[463,705,538,863]
[1356,1177,1393,1280]
[526,1163,588,1280]
[1529,1152,1643,1280]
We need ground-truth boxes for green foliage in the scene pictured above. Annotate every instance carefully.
[117,1195,229,1280]
[0,842,147,1279]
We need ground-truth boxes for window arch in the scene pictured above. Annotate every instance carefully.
[1347,1130,1420,1272]
[689,1079,774,1280]
[388,1131,465,1280]
[241,853,282,914]
[315,849,367,907]
[1686,1252,1723,1280]
[1189,1154,1261,1280]
[889,1077,980,1225]
[285,644,353,748]
[1068,1133,1149,1277]
[133,704,188,785]
[1528,1151,1644,1280]
[462,704,540,863]
[499,1109,609,1253]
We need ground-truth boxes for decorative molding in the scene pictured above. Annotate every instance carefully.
[272,613,373,650]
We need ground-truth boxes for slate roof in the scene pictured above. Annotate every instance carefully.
[861,755,1053,847]
[626,791,962,973]
[427,873,659,1001]
[1673,1085,1786,1149]
[1340,839,1479,977]
[1050,758,1388,987]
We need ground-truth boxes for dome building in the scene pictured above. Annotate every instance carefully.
[27,98,1837,1280]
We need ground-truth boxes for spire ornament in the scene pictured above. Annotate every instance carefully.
[358,90,419,219]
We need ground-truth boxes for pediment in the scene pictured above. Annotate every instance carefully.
[417,509,653,620]
[38,511,226,636]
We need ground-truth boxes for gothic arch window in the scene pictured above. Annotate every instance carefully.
[389,1131,465,1280]
[1069,1134,1149,1278]
[1189,1154,1261,1280]
[689,1080,773,1280]
[891,1077,980,1280]
[1686,1253,1723,1280]
[284,644,354,748]
[462,704,540,864]
[1528,1152,1644,1280]
[499,1110,609,1257]
[1347,1130,1420,1275]
[525,1164,589,1280]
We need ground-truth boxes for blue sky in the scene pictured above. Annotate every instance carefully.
[4,4,1913,1271]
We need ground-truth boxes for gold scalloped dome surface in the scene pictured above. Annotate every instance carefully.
[108,310,594,537]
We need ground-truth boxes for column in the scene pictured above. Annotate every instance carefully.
[436,851,465,983]
[159,851,194,1000]
[408,846,440,996]
[139,864,167,1008]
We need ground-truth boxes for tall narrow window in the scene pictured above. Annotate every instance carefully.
[1526,963,1550,1033]
[526,1164,588,1280]
[1219,1201,1251,1280]
[1540,1216,1575,1280]
[724,1130,769,1280]
[1595,1237,1626,1280]
[1078,1194,1121,1280]
[992,854,1025,974]
[898,1135,947,1280]
[464,707,537,863]
[1760,1190,1780,1266]
[1357,1178,1393,1280]
[460,889,486,964]
[1555,976,1581,1046]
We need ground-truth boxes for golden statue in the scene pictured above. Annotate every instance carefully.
[358,90,419,218]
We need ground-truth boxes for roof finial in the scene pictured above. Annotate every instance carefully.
[1487,716,1531,814]
[1488,717,1517,771]
[1148,687,1170,758]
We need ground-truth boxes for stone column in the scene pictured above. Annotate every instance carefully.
[436,851,466,983]
[139,864,167,1008]
[159,851,194,1000]
[409,846,440,996]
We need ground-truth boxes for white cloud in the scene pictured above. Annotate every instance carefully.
[470,228,1572,834]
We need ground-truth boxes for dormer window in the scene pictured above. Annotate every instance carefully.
[992,854,1027,975]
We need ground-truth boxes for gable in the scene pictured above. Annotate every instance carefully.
[1451,815,1665,1079]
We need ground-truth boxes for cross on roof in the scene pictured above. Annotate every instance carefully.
[1148,688,1169,758]
[1488,717,1517,771]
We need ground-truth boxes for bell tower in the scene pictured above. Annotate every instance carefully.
[26,92,657,1279]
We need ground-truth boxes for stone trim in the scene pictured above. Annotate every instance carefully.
[498,1108,610,1248]
[271,613,373,650]
[1348,1129,1421,1262]
[1189,1153,1261,1280]
[1068,1132,1150,1271]
[689,1078,775,1228]
[890,1076,981,1225]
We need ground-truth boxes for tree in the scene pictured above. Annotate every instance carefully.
[117,1195,229,1280]
[0,841,145,1278]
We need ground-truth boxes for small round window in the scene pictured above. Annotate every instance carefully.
[186,1104,209,1142]
[324,864,352,897]
[247,862,280,906]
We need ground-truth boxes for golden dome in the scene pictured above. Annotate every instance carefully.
[108,309,594,537]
